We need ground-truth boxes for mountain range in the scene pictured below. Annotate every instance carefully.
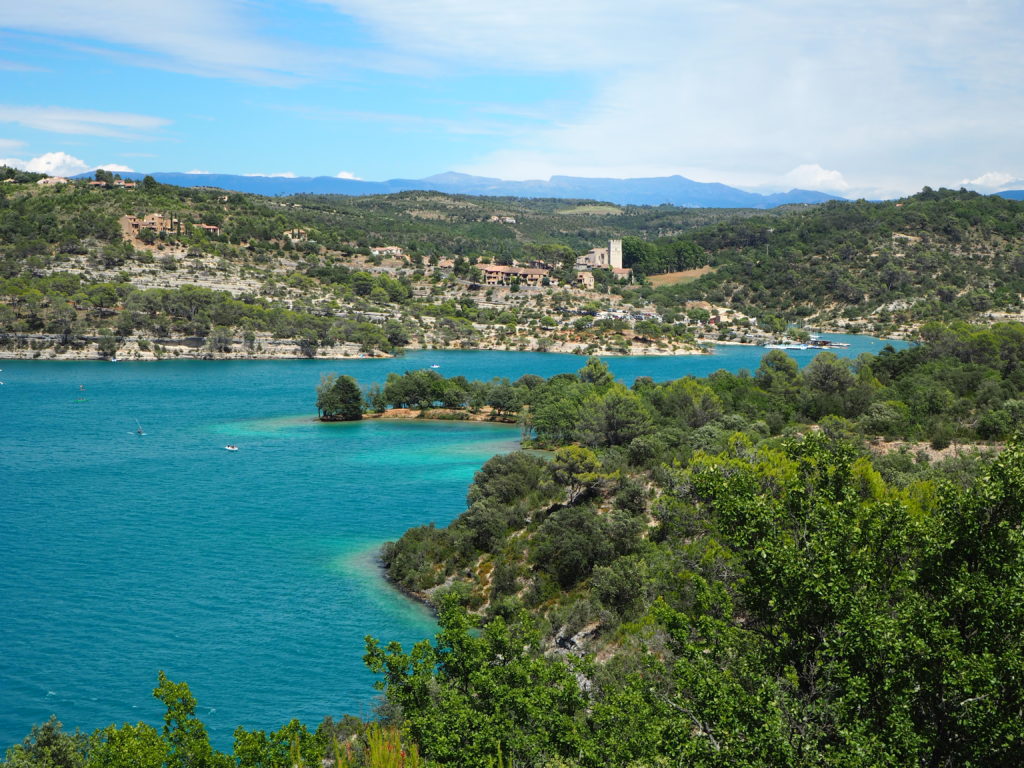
[89,170,845,208]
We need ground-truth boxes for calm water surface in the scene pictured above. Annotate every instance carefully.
[0,335,902,748]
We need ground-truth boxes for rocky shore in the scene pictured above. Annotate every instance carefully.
[0,331,708,360]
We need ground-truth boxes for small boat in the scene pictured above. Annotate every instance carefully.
[430,364,441,369]
[225,444,239,451]
[135,419,145,436]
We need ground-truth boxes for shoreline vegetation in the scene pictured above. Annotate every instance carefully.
[315,369,531,425]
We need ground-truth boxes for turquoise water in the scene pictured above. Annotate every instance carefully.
[0,335,903,749]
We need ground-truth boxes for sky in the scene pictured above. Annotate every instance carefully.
[0,0,1021,199]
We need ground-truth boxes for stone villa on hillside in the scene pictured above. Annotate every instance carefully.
[122,213,179,235]
[481,263,549,287]
[121,214,220,239]
[576,271,595,289]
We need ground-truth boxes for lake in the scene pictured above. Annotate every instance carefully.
[0,335,904,749]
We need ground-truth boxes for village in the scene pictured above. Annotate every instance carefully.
[3,175,814,360]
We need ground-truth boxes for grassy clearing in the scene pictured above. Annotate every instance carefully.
[647,265,716,287]
[557,204,623,215]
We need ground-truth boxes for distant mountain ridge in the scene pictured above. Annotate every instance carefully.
[81,169,845,208]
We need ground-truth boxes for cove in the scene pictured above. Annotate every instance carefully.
[0,335,904,750]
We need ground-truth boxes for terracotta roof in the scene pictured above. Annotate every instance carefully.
[482,264,548,276]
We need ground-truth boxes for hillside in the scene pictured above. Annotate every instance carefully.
[1,173,729,360]
[620,188,1024,337]
[4,174,1023,361]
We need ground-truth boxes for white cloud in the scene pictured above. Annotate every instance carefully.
[319,0,655,72]
[958,171,1022,191]
[0,138,25,152]
[242,172,298,178]
[0,151,89,176]
[332,0,1023,198]
[185,169,212,175]
[782,164,850,192]
[0,59,45,72]
[335,170,360,180]
[3,0,316,85]
[0,104,168,138]
[0,152,137,176]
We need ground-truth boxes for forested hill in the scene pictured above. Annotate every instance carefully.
[1,172,752,359]
[621,188,1024,335]
[3,173,1023,362]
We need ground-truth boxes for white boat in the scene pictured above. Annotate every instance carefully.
[430,364,441,369]
[225,445,239,451]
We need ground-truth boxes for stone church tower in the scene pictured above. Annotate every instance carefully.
[608,239,623,269]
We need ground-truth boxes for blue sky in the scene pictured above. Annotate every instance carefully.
[1,0,1021,198]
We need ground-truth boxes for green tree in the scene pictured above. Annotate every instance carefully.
[316,374,363,421]
[533,505,616,587]
[233,720,322,768]
[364,599,590,768]
[578,387,652,447]
[486,381,521,416]
[2,716,86,768]
[551,445,602,504]
[153,671,231,768]
[96,329,119,359]
[578,356,614,390]
[87,723,167,768]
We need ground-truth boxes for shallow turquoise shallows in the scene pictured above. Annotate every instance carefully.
[0,336,903,750]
